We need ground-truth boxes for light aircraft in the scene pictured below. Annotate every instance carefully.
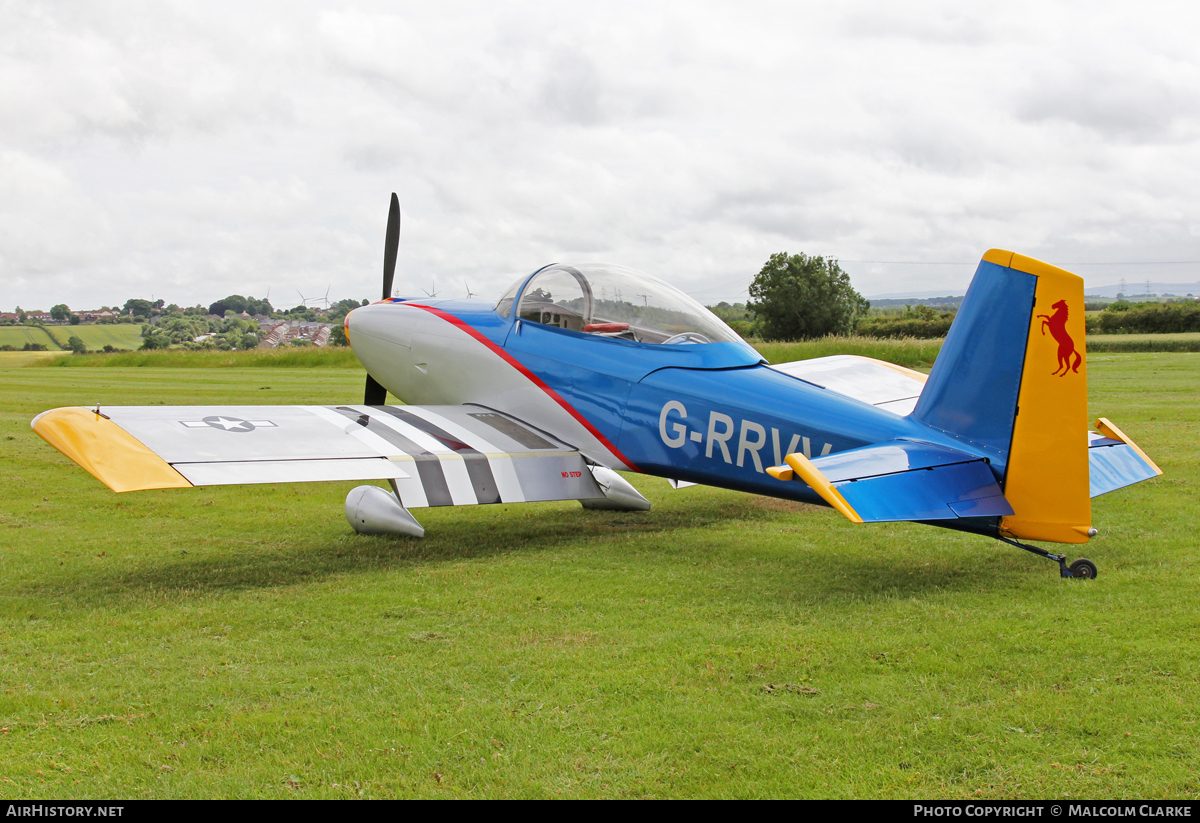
[32,195,1162,579]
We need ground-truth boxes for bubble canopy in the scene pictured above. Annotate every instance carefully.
[495,263,740,345]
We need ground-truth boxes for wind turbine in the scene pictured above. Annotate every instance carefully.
[295,286,332,310]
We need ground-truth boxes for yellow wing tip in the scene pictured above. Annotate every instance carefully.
[1095,417,1163,476]
[782,452,864,524]
[32,406,192,493]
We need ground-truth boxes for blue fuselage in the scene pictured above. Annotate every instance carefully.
[356,297,998,510]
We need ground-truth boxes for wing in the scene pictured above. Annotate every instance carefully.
[766,439,1013,523]
[768,355,927,416]
[31,403,644,509]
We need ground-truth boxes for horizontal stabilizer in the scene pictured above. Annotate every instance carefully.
[766,440,1012,523]
[1089,418,1162,497]
[32,403,609,509]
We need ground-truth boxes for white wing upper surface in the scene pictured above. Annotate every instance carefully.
[32,403,604,507]
[767,355,928,415]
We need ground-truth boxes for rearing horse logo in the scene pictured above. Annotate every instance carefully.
[1037,299,1081,376]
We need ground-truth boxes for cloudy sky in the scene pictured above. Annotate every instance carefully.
[4,1,1200,312]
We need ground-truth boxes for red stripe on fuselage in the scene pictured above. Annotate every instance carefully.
[406,303,641,472]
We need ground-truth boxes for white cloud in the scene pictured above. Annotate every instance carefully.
[3,0,1200,311]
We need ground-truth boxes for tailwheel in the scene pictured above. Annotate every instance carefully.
[996,536,1099,580]
[1068,558,1098,580]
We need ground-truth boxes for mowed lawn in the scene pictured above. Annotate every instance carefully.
[0,354,1196,798]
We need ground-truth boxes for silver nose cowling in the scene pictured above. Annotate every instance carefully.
[346,302,415,390]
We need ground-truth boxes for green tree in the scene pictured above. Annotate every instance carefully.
[140,330,171,350]
[50,304,71,322]
[123,298,155,319]
[746,252,869,340]
[66,335,87,354]
[209,295,248,316]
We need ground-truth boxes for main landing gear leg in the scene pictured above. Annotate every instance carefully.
[996,536,1098,580]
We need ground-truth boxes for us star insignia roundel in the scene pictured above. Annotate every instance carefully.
[179,416,278,432]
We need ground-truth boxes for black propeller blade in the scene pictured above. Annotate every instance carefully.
[382,192,400,301]
[365,193,401,406]
[364,372,388,406]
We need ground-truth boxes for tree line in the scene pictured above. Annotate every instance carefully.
[727,255,1200,341]
[7,295,371,327]
[1086,300,1200,334]
[7,294,372,353]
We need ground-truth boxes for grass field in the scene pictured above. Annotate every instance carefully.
[51,346,362,369]
[40,325,145,352]
[0,351,68,367]
[0,326,62,351]
[0,325,145,353]
[0,353,1196,798]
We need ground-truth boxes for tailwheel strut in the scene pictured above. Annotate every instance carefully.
[996,536,1098,579]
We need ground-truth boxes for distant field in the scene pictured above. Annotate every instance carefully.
[0,324,144,352]
[0,326,61,350]
[0,354,1193,798]
[53,345,362,369]
[41,323,145,351]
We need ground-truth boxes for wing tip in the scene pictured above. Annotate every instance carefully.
[782,452,864,524]
[32,406,192,493]
[1095,417,1162,476]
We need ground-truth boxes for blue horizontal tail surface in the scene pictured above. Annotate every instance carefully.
[1089,443,1159,497]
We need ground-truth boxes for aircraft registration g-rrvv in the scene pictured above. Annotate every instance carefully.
[32,195,1161,579]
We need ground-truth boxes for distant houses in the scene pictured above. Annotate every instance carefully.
[4,305,338,349]
[257,319,333,348]
[1,308,119,324]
